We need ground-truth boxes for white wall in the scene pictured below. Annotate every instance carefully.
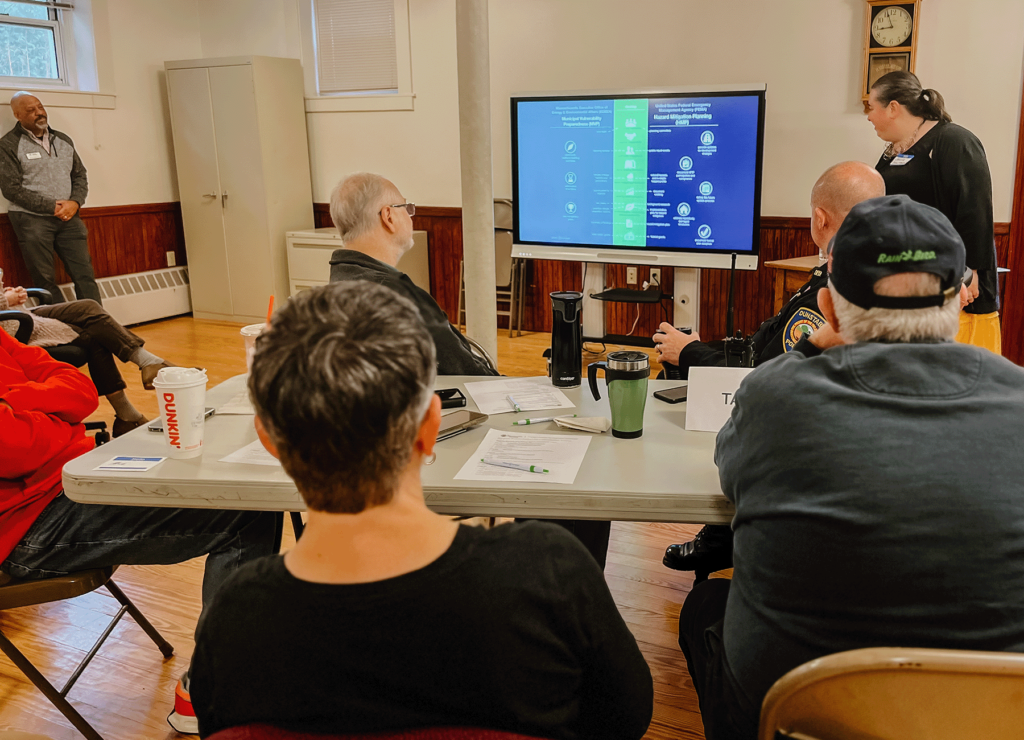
[0,0,202,209]
[4,0,1021,218]
[297,0,1024,220]
[197,0,301,60]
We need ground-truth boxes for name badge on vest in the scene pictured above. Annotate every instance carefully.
[890,154,914,166]
[25,152,41,160]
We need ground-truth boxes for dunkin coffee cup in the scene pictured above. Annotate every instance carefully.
[153,367,209,459]
[240,324,264,371]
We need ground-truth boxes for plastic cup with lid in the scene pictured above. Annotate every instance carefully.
[153,367,209,459]
[240,324,264,372]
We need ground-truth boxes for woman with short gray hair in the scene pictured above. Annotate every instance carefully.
[189,281,653,740]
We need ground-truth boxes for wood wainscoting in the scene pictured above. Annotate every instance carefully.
[3,200,1006,353]
[315,203,1013,350]
[0,202,187,290]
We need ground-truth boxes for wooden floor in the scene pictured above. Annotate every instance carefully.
[0,319,709,740]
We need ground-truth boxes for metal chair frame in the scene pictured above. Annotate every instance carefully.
[0,567,174,740]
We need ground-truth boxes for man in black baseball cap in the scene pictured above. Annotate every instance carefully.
[828,193,965,312]
[677,193,1024,740]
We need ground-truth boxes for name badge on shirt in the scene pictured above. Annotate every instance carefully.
[25,152,41,160]
[890,154,914,166]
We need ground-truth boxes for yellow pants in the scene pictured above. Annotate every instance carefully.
[955,311,1002,354]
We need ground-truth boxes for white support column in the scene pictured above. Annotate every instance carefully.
[455,0,498,365]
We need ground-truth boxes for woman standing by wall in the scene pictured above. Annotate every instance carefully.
[867,70,1001,353]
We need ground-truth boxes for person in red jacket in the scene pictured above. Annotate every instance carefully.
[0,329,281,734]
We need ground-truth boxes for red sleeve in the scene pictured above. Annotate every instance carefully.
[0,331,98,423]
[0,404,92,479]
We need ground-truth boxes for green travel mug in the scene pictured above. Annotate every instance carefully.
[587,351,650,439]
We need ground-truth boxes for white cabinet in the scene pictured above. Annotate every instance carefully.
[165,56,313,323]
[286,228,431,297]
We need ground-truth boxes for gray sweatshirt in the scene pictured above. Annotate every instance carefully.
[715,340,1024,722]
[0,122,88,216]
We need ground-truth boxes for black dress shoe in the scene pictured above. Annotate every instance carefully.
[663,524,734,578]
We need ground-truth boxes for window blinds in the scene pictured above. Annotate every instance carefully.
[315,0,397,94]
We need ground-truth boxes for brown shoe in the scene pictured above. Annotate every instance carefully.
[113,417,149,438]
[141,362,174,390]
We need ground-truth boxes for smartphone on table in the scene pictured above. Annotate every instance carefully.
[653,386,688,404]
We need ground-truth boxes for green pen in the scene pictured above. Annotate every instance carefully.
[481,458,549,474]
[512,414,578,426]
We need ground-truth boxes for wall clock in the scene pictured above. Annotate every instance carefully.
[862,1,922,112]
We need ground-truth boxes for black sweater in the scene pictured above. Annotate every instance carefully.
[190,522,653,740]
[876,122,999,314]
[330,249,497,376]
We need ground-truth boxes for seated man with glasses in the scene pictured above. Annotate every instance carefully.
[329,172,497,376]
[328,173,611,568]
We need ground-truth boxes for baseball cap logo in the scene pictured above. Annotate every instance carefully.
[877,249,937,264]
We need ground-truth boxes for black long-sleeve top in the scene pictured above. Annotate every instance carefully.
[191,522,653,740]
[876,122,999,314]
[330,249,498,376]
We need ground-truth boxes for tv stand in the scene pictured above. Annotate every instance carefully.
[581,263,700,348]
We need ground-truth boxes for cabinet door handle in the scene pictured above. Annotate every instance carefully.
[202,192,217,198]
[221,191,228,207]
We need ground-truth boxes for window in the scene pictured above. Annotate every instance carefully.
[315,0,396,94]
[0,1,68,86]
[299,0,413,112]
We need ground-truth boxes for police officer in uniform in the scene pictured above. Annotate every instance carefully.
[655,264,829,378]
[656,162,885,577]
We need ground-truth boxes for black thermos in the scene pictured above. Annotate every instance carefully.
[550,291,583,388]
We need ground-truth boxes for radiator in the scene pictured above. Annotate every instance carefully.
[59,267,193,327]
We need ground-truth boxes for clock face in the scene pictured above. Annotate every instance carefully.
[872,6,913,47]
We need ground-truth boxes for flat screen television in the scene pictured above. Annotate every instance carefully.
[511,85,766,270]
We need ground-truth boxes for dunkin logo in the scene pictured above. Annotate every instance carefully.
[163,393,180,446]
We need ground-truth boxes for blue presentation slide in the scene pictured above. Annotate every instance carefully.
[515,94,761,252]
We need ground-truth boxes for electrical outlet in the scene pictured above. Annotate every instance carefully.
[166,251,176,267]
[650,268,661,287]
[626,267,638,284]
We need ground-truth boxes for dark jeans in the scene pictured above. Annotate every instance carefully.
[33,299,143,396]
[678,579,760,740]
[2,494,283,619]
[9,211,101,304]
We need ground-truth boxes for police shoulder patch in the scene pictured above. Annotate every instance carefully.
[783,307,826,352]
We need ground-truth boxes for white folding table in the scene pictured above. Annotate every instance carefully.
[63,375,734,525]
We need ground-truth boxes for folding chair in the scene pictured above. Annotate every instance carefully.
[760,646,1024,740]
[0,427,170,739]
[0,566,174,740]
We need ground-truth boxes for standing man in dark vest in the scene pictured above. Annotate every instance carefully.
[0,92,99,304]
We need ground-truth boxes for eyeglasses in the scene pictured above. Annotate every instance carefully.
[380,202,416,217]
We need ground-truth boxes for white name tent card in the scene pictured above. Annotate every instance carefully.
[684,366,756,433]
